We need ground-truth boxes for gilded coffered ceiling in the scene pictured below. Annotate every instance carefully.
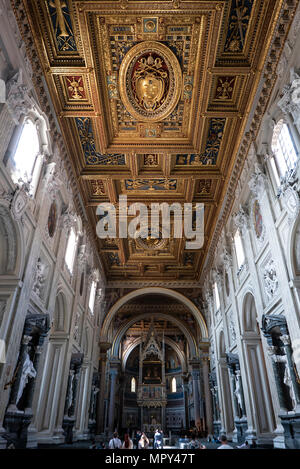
[20,0,289,283]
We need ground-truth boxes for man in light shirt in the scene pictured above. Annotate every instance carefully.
[108,432,122,449]
[217,434,233,449]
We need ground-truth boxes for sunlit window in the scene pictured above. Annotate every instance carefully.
[214,282,220,311]
[88,280,97,315]
[12,120,42,192]
[234,229,245,270]
[271,120,298,185]
[171,377,177,393]
[65,228,77,274]
[131,377,136,393]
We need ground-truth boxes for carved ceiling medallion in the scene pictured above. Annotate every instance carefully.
[135,232,169,252]
[119,41,182,122]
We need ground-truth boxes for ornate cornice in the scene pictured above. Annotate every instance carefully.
[107,280,201,288]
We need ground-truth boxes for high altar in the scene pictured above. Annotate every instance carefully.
[137,323,167,433]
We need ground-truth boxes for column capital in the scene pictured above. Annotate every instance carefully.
[99,341,111,353]
[201,355,210,363]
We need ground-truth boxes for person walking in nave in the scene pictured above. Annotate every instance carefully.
[108,432,122,449]
[138,432,149,449]
[134,430,141,449]
[153,428,163,449]
[217,435,233,450]
[122,433,133,449]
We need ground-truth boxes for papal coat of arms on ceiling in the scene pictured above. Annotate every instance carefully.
[119,41,182,122]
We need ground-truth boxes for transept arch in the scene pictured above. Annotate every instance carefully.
[100,287,208,342]
[110,312,198,359]
[121,335,187,373]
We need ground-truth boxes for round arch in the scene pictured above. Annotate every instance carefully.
[287,212,300,280]
[0,201,25,278]
[110,312,198,359]
[52,289,69,333]
[100,287,208,342]
[218,330,226,358]
[242,291,258,333]
[121,335,187,373]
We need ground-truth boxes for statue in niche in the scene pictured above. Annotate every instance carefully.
[234,374,243,414]
[284,362,296,410]
[90,384,99,418]
[66,373,74,411]
[32,257,48,299]
[263,260,278,300]
[16,352,36,404]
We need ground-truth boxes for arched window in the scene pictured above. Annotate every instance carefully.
[131,377,136,393]
[171,377,177,393]
[270,120,298,186]
[65,227,77,274]
[88,280,97,315]
[234,229,245,270]
[11,119,42,193]
[214,282,220,311]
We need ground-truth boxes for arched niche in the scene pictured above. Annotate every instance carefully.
[288,212,300,279]
[243,292,259,333]
[52,290,68,333]
[100,287,208,343]
[0,203,24,277]
[219,330,226,357]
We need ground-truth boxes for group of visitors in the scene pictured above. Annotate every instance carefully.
[90,431,250,450]
[92,428,163,450]
[134,428,163,449]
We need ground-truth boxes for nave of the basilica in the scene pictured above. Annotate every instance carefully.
[1,0,300,451]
